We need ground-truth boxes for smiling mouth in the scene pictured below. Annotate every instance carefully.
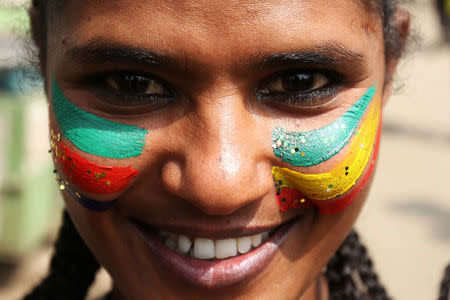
[130,217,299,288]
[156,228,274,261]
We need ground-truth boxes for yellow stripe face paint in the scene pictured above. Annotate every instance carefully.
[272,94,381,201]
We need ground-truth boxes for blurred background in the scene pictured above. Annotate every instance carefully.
[0,0,448,299]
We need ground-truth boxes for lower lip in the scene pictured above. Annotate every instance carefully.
[132,219,297,289]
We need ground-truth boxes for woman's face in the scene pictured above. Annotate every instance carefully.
[43,0,394,299]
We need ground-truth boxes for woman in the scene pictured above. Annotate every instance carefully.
[22,0,447,299]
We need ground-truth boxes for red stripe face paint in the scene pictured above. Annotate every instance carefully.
[51,132,138,195]
[275,186,314,211]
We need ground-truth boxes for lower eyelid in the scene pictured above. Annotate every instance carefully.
[258,84,339,109]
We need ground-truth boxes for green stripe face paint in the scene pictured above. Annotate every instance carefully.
[51,77,148,158]
[272,86,376,167]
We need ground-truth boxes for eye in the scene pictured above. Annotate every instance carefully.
[92,72,175,107]
[106,73,170,96]
[264,72,328,94]
[258,70,340,109]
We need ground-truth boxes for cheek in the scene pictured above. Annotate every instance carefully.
[51,132,138,195]
[49,76,149,211]
[272,86,375,167]
[50,127,140,211]
[51,76,148,159]
[271,87,381,214]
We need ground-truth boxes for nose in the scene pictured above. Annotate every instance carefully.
[160,94,273,215]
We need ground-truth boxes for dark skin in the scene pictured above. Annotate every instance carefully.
[31,0,409,299]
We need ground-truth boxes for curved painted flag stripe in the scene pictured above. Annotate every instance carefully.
[52,137,139,194]
[272,96,380,201]
[313,117,381,215]
[51,76,148,159]
[63,180,118,212]
[275,186,314,211]
[272,86,375,167]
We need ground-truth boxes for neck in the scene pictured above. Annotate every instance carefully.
[109,274,329,300]
[300,274,329,300]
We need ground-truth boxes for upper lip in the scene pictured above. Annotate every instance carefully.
[129,216,299,240]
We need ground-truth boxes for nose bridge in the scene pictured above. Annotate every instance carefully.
[204,97,247,180]
[164,93,271,215]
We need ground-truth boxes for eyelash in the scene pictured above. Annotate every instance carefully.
[87,72,176,107]
[259,86,338,108]
[86,69,342,111]
[256,69,342,109]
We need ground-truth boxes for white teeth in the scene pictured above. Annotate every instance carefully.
[236,236,252,254]
[251,233,263,248]
[215,239,237,259]
[194,238,215,259]
[177,235,192,254]
[158,230,271,260]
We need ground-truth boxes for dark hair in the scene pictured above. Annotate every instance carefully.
[25,1,446,300]
[439,264,450,300]
[23,211,100,300]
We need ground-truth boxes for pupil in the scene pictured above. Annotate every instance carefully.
[117,74,150,93]
[282,73,314,91]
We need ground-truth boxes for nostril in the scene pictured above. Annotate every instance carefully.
[161,160,184,195]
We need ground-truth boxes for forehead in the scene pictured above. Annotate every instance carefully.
[51,0,381,66]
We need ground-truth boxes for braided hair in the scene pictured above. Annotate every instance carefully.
[23,211,100,300]
[439,264,450,300]
[326,231,391,300]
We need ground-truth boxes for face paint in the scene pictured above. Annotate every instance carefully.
[51,76,148,159]
[272,87,381,214]
[50,128,138,211]
[58,180,117,212]
[272,86,375,167]
[313,120,381,214]
[275,185,314,212]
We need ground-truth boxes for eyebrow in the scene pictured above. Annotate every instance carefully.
[65,38,367,71]
[66,38,170,66]
[254,42,367,68]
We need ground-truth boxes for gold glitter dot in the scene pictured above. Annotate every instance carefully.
[75,192,81,198]
[106,181,111,186]
[59,184,65,190]
[57,133,61,141]
[300,198,306,203]
[290,149,296,154]
[300,152,306,157]
[276,139,282,147]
